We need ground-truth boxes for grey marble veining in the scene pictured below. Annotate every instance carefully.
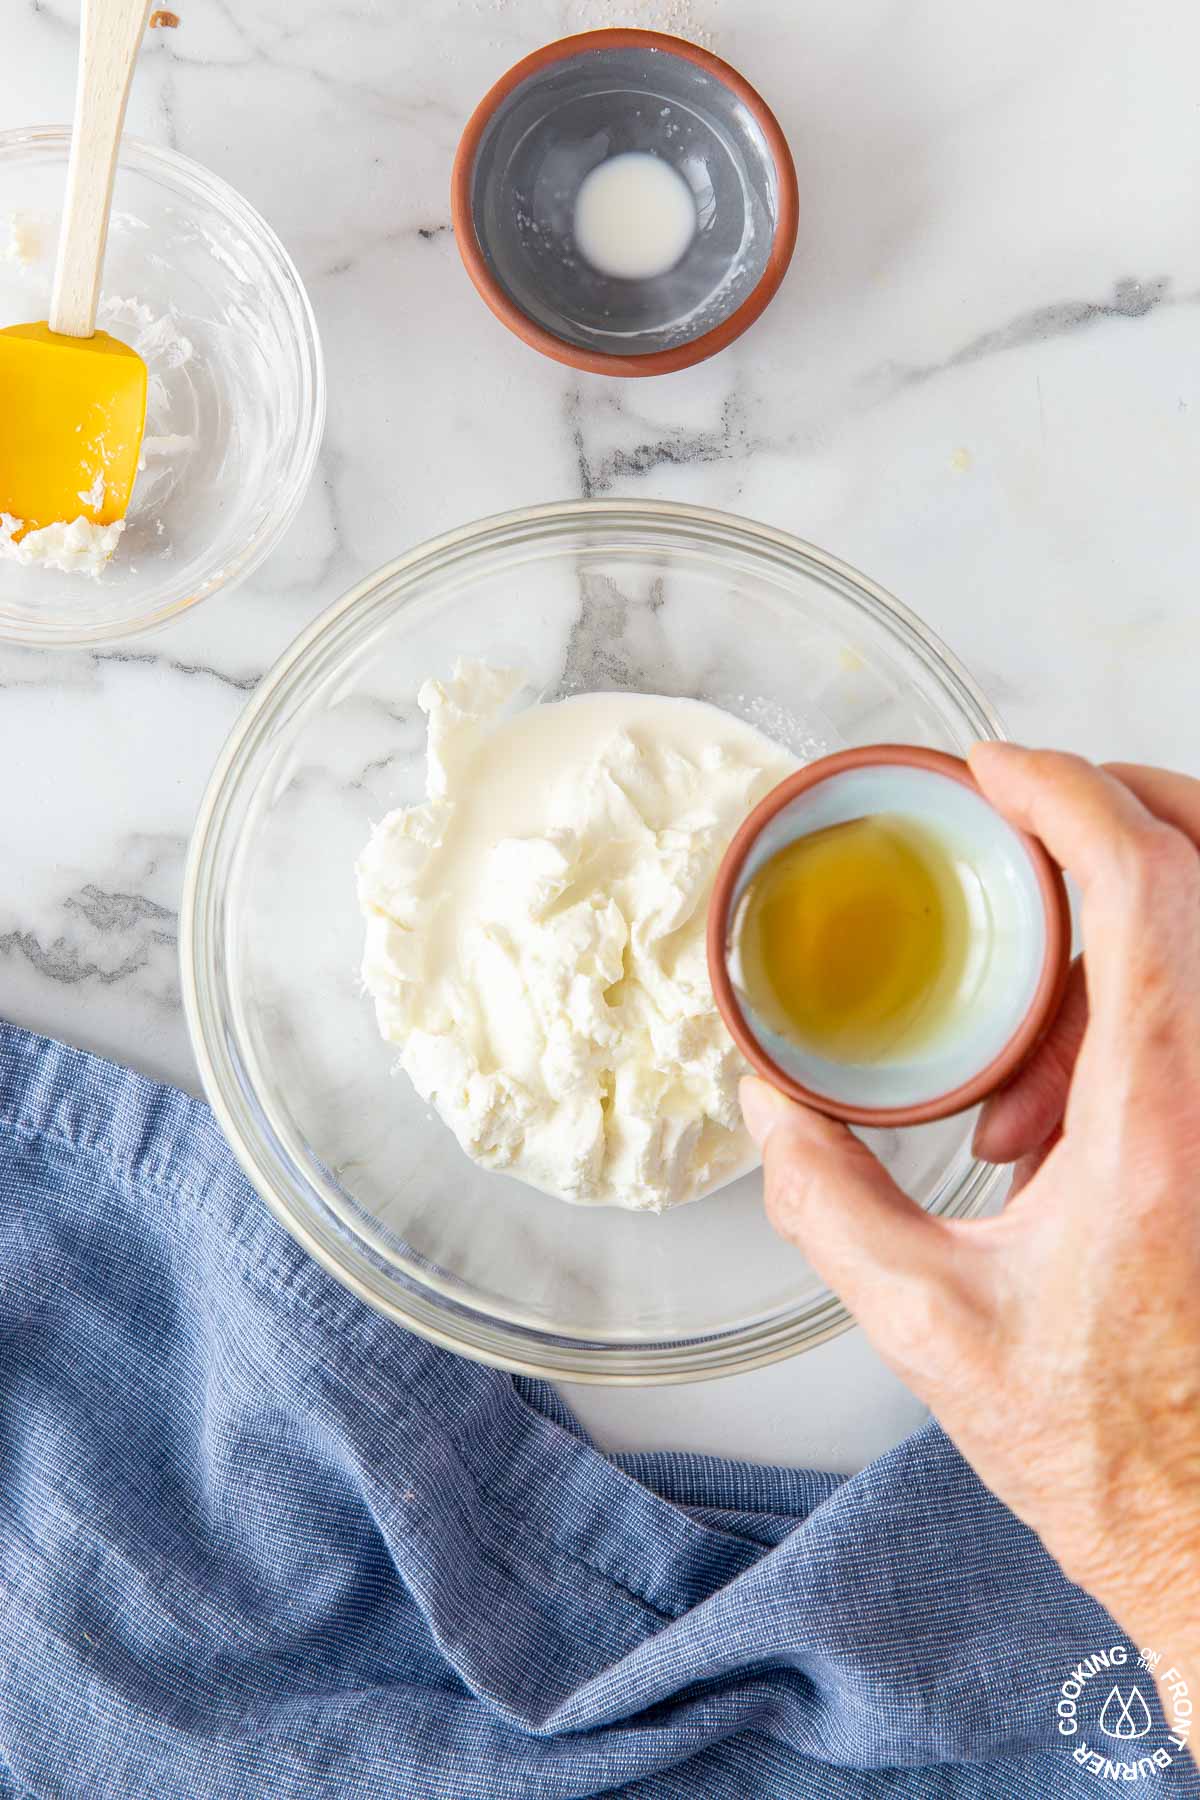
[2,0,1199,1466]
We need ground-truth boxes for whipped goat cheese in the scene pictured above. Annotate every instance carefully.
[357,662,796,1212]
[0,512,124,576]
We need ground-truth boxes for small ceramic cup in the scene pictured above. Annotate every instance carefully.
[707,747,1073,1127]
[451,28,799,376]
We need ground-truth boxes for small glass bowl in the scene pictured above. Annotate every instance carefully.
[182,501,1009,1384]
[0,127,324,646]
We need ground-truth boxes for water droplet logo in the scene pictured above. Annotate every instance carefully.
[1098,1684,1153,1741]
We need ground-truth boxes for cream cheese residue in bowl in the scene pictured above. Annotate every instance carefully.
[0,130,324,645]
[0,259,198,578]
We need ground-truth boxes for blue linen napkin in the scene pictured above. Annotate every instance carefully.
[0,1022,1195,1799]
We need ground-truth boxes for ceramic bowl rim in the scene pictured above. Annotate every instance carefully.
[707,746,1074,1127]
[449,28,800,377]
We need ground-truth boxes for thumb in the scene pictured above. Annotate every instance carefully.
[741,1077,963,1346]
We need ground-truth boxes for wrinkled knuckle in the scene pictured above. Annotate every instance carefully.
[890,1275,962,1359]
[762,1152,814,1240]
[1100,759,1138,785]
[1023,748,1079,793]
[1123,820,1199,896]
[1043,749,1090,776]
[899,1239,980,1342]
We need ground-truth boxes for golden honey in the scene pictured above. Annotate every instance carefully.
[732,814,971,1063]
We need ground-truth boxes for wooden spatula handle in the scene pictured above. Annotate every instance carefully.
[50,0,150,339]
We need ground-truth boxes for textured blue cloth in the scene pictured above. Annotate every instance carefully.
[0,1023,1195,1799]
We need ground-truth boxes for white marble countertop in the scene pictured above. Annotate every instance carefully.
[3,0,1198,1471]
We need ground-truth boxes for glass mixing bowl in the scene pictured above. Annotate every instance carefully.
[0,128,324,646]
[182,501,1008,1383]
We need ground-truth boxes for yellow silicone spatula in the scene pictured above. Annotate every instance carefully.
[0,0,151,538]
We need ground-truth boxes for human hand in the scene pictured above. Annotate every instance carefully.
[741,746,1200,1693]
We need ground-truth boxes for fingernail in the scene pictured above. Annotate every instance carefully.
[740,1076,794,1149]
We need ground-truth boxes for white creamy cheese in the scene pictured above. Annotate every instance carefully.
[357,661,797,1212]
[4,213,42,269]
[0,512,124,576]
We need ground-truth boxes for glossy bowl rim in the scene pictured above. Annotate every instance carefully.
[0,125,326,649]
[181,498,1011,1384]
[450,29,800,377]
[707,746,1073,1127]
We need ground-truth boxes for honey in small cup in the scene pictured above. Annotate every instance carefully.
[707,748,1073,1127]
[731,813,977,1066]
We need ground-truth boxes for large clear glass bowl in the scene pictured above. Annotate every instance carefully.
[182,501,1007,1383]
[0,128,324,645]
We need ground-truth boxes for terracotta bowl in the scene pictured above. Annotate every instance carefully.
[707,746,1072,1128]
[451,29,798,376]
